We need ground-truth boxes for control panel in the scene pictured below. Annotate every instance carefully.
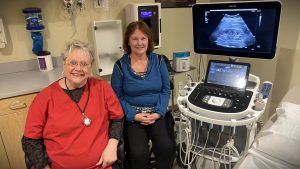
[188,84,253,113]
[202,95,232,108]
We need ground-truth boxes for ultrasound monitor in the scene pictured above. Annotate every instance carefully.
[192,1,281,59]
[204,60,250,92]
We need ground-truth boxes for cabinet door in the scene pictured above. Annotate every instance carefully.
[0,135,10,169]
[0,93,36,169]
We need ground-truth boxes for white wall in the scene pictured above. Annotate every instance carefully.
[0,0,155,63]
[268,0,300,118]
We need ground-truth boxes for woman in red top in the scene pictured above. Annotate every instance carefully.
[22,40,124,169]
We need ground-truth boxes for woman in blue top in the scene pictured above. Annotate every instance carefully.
[111,21,176,169]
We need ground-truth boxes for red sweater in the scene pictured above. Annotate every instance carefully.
[24,77,124,169]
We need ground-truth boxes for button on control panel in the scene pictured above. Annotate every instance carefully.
[202,95,232,108]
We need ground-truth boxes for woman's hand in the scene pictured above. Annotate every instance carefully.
[134,113,154,125]
[44,165,50,169]
[148,113,160,121]
[135,113,160,125]
[96,139,118,168]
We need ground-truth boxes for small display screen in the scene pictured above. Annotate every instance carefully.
[205,60,250,91]
[155,0,195,8]
[140,11,153,18]
[138,5,159,47]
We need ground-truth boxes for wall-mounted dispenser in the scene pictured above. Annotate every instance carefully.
[22,8,53,72]
[93,20,123,76]
[0,17,7,48]
[22,8,45,55]
[125,3,161,48]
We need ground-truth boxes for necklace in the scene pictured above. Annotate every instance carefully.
[129,55,148,79]
[64,77,91,127]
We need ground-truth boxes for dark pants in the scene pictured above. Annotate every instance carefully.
[124,115,176,169]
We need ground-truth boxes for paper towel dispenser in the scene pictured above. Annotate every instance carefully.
[93,20,123,76]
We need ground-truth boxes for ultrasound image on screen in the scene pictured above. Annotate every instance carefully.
[202,9,265,51]
[192,1,281,59]
[209,13,256,48]
[206,62,249,90]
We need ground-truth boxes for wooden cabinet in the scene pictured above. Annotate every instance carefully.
[0,93,36,169]
[0,137,10,169]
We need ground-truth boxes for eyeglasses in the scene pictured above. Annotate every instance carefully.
[67,60,91,68]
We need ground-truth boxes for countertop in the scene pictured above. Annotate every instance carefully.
[0,67,63,99]
[0,58,195,99]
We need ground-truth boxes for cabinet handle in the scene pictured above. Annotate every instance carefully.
[9,100,27,110]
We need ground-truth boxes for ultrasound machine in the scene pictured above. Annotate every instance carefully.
[176,1,281,168]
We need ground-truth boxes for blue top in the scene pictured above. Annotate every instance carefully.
[111,52,171,122]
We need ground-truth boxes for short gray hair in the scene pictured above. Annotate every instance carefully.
[62,40,94,64]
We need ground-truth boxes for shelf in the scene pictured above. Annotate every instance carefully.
[169,66,196,76]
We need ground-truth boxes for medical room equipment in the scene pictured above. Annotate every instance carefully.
[76,0,86,11]
[173,51,190,72]
[0,17,7,48]
[94,0,109,10]
[93,20,123,76]
[192,1,281,59]
[176,1,281,169]
[22,7,45,55]
[22,8,54,72]
[63,0,86,13]
[36,51,54,71]
[63,0,74,12]
[125,3,161,48]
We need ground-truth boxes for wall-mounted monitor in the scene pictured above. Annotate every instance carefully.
[192,1,281,59]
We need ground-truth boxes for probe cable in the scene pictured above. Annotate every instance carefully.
[212,131,222,169]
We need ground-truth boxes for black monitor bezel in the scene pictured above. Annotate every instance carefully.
[155,0,195,8]
[204,60,251,92]
[192,1,281,59]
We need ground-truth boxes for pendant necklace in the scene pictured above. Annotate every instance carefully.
[65,77,91,127]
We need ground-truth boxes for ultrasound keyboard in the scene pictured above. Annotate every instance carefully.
[188,84,253,113]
